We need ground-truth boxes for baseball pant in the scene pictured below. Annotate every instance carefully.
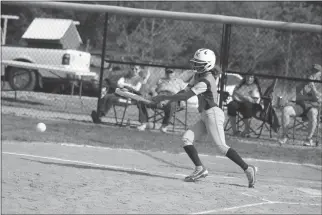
[182,106,230,155]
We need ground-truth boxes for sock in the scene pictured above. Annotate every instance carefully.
[226,148,248,171]
[183,145,203,167]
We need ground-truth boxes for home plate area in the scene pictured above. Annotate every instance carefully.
[2,141,321,214]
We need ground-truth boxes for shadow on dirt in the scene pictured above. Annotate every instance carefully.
[217,182,248,188]
[1,97,44,106]
[21,158,180,181]
[138,151,191,170]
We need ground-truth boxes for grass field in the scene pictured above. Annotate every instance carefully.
[2,90,320,140]
[1,90,322,214]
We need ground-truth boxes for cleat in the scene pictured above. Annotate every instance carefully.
[184,166,208,182]
[245,165,257,188]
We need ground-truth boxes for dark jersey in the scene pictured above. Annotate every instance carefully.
[190,71,219,112]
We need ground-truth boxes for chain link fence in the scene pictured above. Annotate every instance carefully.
[1,2,321,142]
[226,25,322,143]
[229,26,322,78]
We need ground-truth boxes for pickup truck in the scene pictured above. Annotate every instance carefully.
[2,46,96,91]
[1,16,98,92]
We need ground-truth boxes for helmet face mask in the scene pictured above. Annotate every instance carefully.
[190,48,216,74]
[191,61,208,73]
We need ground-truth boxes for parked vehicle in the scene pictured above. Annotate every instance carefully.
[1,16,98,92]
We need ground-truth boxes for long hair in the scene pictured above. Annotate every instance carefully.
[211,65,222,79]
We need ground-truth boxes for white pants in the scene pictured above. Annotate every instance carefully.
[182,106,230,155]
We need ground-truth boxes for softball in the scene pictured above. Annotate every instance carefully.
[36,122,46,132]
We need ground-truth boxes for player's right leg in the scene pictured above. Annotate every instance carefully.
[181,120,208,182]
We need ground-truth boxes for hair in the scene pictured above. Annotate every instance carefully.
[124,69,136,79]
[235,70,262,96]
[211,65,222,78]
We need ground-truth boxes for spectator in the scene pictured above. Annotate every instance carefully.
[279,64,322,146]
[91,65,150,123]
[227,71,262,137]
[137,68,188,133]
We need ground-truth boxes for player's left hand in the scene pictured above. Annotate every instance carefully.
[152,95,167,103]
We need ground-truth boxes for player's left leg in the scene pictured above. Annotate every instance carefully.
[204,106,257,188]
[182,120,208,182]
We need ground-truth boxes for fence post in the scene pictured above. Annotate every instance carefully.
[219,24,231,109]
[96,12,109,116]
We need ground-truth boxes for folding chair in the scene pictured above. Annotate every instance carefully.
[224,98,276,138]
[100,78,138,127]
[149,101,188,132]
[253,96,275,138]
[253,79,280,138]
[112,97,137,127]
[224,111,258,136]
[291,107,321,145]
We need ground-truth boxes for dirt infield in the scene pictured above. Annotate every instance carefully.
[2,141,321,214]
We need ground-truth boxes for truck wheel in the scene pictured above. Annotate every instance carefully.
[7,67,37,91]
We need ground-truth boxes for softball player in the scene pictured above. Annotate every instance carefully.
[152,48,257,188]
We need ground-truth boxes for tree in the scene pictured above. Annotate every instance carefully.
[2,1,321,78]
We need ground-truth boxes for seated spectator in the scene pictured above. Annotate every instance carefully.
[91,65,150,123]
[137,68,188,133]
[227,72,262,137]
[279,64,322,146]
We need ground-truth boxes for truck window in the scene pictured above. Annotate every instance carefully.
[26,41,63,49]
